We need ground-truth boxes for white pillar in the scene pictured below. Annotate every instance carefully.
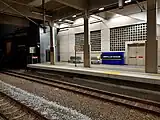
[50,22,55,65]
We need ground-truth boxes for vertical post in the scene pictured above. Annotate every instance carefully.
[119,0,124,9]
[84,10,90,67]
[145,0,157,73]
[50,22,55,65]
[75,39,77,67]
[42,0,46,33]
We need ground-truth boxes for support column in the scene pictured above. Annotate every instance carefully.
[84,10,90,67]
[50,23,55,65]
[119,0,124,9]
[145,0,157,73]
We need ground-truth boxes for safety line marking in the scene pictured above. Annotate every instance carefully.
[104,71,120,75]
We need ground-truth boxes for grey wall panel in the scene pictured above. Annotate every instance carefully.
[40,31,50,63]
[40,26,57,63]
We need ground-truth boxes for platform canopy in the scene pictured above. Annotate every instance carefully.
[0,0,131,21]
[0,0,145,26]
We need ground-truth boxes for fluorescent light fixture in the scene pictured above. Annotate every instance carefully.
[72,15,76,18]
[40,28,43,34]
[65,19,74,23]
[99,7,104,11]
[60,23,70,28]
[125,0,131,4]
[119,0,124,8]
[91,15,103,21]
[59,19,62,22]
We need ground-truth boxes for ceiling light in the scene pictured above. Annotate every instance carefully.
[99,7,104,11]
[72,15,76,18]
[65,19,74,23]
[59,19,62,22]
[125,0,131,4]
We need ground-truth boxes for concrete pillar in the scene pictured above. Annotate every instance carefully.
[84,10,90,67]
[119,0,124,9]
[50,23,55,65]
[145,0,157,73]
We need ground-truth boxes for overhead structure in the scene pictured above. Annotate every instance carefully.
[0,14,29,26]
[54,0,87,10]
[0,0,147,23]
[0,0,52,21]
[89,0,118,11]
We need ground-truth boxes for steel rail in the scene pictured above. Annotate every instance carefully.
[1,70,160,116]
[0,89,49,120]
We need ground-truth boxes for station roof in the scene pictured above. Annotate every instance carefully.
[0,0,145,26]
[0,0,120,20]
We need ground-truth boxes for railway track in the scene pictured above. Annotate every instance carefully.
[0,91,48,120]
[1,70,160,116]
[0,116,7,120]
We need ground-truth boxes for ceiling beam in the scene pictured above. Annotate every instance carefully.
[52,7,80,20]
[89,0,146,11]
[54,0,87,10]
[0,13,29,27]
[0,0,52,21]
[28,0,51,6]
[89,0,118,11]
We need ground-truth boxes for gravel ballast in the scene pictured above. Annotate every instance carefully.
[0,80,91,120]
[0,73,160,120]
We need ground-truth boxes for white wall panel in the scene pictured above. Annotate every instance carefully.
[60,44,68,52]
[68,28,75,35]
[74,26,84,34]
[90,22,101,31]
[58,30,69,36]
[40,31,50,63]
[59,35,69,56]
[59,52,69,61]
[69,43,75,52]
[129,12,146,21]
[101,28,110,41]
[69,35,75,44]
[157,25,160,37]
[100,20,109,30]
[101,41,110,52]
[107,16,144,28]
[68,35,75,59]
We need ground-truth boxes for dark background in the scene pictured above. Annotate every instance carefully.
[0,22,40,69]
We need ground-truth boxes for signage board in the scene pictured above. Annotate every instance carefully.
[101,52,125,65]
[29,47,36,54]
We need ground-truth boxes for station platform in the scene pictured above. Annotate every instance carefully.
[27,63,160,85]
